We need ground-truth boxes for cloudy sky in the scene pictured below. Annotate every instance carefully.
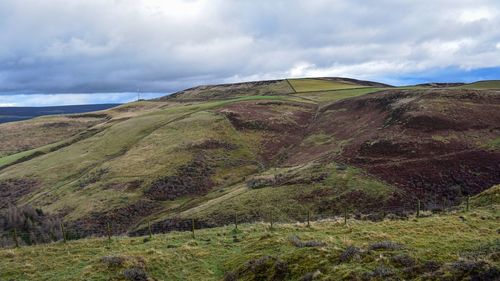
[1,0,499,106]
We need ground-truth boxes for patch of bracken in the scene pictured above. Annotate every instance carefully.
[0,178,41,209]
[70,200,161,237]
[146,155,214,201]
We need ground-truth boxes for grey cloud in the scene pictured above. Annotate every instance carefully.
[0,0,499,95]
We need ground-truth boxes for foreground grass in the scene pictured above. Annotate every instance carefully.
[1,206,498,281]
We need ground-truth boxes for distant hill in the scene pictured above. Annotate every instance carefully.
[0,104,120,124]
[161,77,392,101]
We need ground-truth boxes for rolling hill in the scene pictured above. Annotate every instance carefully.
[0,77,499,244]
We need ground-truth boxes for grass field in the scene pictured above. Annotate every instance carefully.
[1,203,497,281]
[288,78,368,92]
[293,88,384,103]
[459,80,500,90]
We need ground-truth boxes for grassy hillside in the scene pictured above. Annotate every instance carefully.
[459,80,500,90]
[0,77,499,250]
[1,203,498,280]
[292,88,384,103]
[288,78,366,92]
[0,114,106,158]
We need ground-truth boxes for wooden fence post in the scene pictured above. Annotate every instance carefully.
[307,209,311,228]
[466,196,470,212]
[60,222,67,243]
[417,199,421,218]
[191,219,195,239]
[234,213,238,230]
[12,228,19,248]
[106,222,112,241]
[270,210,274,230]
[344,208,348,225]
[148,221,152,239]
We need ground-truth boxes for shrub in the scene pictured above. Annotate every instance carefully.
[430,260,500,281]
[402,260,442,278]
[289,235,326,248]
[339,246,361,263]
[100,255,126,268]
[232,256,289,281]
[369,265,394,278]
[123,267,148,281]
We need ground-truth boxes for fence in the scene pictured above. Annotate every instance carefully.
[1,195,486,249]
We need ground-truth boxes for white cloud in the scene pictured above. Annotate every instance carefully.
[456,8,495,23]
[0,93,165,107]
[0,103,16,107]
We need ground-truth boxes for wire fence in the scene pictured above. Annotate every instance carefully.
[1,195,487,249]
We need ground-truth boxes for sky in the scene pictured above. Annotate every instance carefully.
[0,0,499,106]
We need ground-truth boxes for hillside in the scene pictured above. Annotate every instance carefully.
[1,195,498,280]
[0,104,119,124]
[0,77,499,246]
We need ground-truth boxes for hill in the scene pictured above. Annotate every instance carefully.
[1,196,498,280]
[0,77,498,246]
[0,104,120,124]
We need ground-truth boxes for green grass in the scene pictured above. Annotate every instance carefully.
[470,184,500,207]
[484,137,500,150]
[0,139,71,169]
[459,80,500,90]
[1,205,497,281]
[294,87,384,103]
[288,78,368,93]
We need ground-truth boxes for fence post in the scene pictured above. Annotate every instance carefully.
[234,213,238,230]
[466,196,470,212]
[106,222,112,241]
[270,210,274,230]
[60,222,67,243]
[417,199,421,218]
[442,198,446,213]
[191,219,195,239]
[307,209,311,228]
[12,228,19,248]
[344,208,348,225]
[148,220,152,239]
